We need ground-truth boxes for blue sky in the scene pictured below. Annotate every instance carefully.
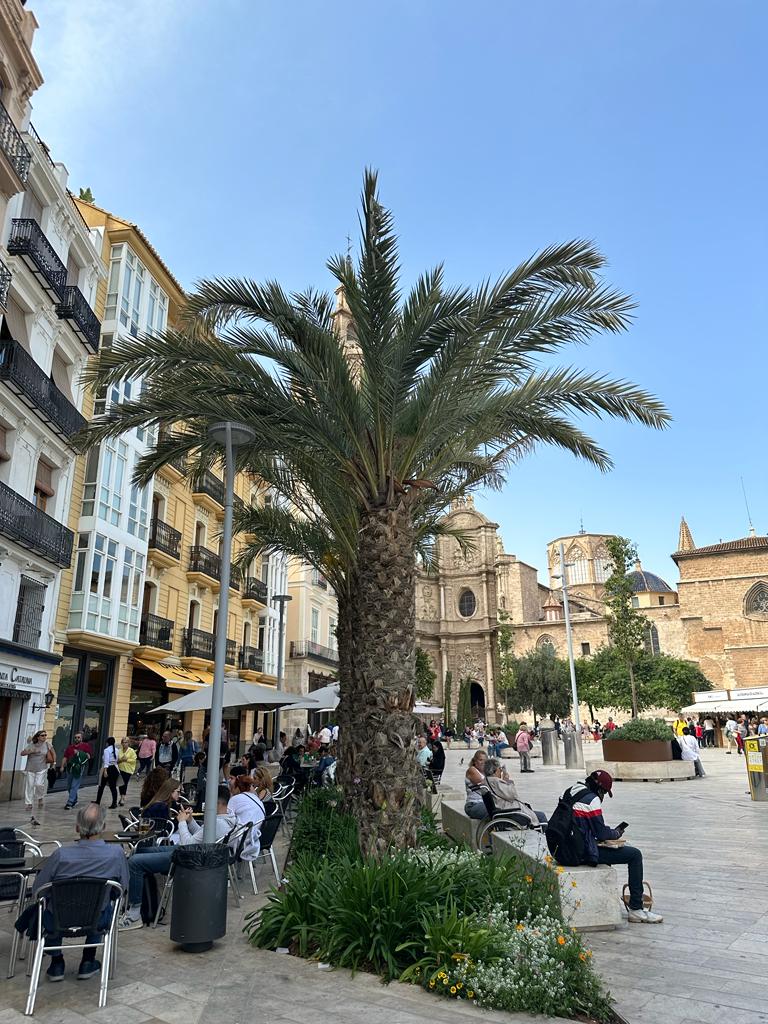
[31,0,766,585]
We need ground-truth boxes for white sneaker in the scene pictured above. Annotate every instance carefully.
[118,914,143,931]
[627,908,664,924]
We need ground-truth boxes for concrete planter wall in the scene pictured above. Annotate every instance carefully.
[602,739,672,762]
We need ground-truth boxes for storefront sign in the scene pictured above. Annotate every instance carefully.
[730,686,768,703]
[693,689,729,703]
[0,685,31,700]
[0,662,49,695]
[748,751,764,772]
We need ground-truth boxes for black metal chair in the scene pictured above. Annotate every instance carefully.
[245,813,282,894]
[25,877,123,1014]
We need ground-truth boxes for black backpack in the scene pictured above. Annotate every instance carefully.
[545,786,588,867]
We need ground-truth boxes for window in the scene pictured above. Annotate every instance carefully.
[593,546,611,583]
[104,245,122,321]
[458,589,476,617]
[536,634,556,655]
[631,596,639,608]
[81,447,100,517]
[120,247,145,336]
[34,459,54,512]
[659,596,665,606]
[0,424,9,463]
[581,642,591,657]
[69,533,118,634]
[73,533,89,593]
[745,581,768,619]
[98,439,127,525]
[310,607,320,644]
[147,280,168,334]
[127,483,149,541]
[568,548,589,584]
[328,616,337,650]
[117,548,144,641]
[13,576,46,647]
[644,623,660,656]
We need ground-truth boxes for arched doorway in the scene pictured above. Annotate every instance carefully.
[470,681,486,722]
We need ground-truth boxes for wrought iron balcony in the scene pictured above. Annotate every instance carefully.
[289,639,339,666]
[0,337,87,442]
[0,101,31,184]
[239,645,264,672]
[242,577,268,603]
[188,545,221,582]
[182,627,236,665]
[7,218,67,299]
[0,480,74,568]
[139,613,174,651]
[191,470,225,508]
[56,284,101,353]
[313,572,329,590]
[0,259,11,311]
[148,517,181,561]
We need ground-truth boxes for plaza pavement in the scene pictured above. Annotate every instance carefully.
[1,743,767,1024]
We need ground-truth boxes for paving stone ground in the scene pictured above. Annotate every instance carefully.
[1,742,765,1024]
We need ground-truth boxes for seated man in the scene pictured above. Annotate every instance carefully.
[416,736,432,768]
[29,803,129,982]
[120,786,236,931]
[566,769,662,924]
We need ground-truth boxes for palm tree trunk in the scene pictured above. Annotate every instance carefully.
[335,499,423,856]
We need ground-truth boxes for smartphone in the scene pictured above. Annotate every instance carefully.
[617,821,629,831]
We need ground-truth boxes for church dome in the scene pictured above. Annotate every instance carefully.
[626,561,673,594]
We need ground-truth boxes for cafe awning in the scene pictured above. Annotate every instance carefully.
[150,678,317,714]
[682,698,768,714]
[132,657,207,691]
[193,670,215,686]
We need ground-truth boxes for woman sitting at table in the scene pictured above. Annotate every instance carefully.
[314,745,336,786]
[279,746,302,779]
[483,757,546,827]
[139,766,169,810]
[142,777,182,823]
[251,766,275,815]
[227,775,265,861]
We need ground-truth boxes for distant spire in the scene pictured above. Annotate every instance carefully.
[741,477,755,537]
[634,558,642,571]
[579,513,585,535]
[678,516,695,552]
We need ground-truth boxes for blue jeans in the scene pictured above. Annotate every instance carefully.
[127,848,174,906]
[65,772,82,807]
[597,844,644,910]
[44,906,112,961]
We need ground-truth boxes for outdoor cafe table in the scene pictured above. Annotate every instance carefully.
[1,856,47,979]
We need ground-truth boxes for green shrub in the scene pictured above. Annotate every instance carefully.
[288,786,359,863]
[607,717,673,742]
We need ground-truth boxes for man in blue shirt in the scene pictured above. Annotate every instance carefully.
[32,804,128,982]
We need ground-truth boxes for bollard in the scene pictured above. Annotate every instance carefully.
[539,718,559,766]
[563,730,584,769]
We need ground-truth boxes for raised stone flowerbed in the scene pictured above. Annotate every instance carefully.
[602,739,672,762]
[586,757,695,782]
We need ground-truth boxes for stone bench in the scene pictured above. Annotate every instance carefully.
[586,758,696,782]
[440,799,488,849]
[491,830,623,932]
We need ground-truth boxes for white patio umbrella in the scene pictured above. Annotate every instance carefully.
[414,701,444,716]
[284,682,340,712]
[150,678,316,714]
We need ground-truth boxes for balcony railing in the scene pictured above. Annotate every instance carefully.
[192,470,225,507]
[0,258,11,311]
[312,572,329,590]
[239,646,264,672]
[56,284,101,353]
[187,545,221,581]
[0,337,87,441]
[289,639,339,665]
[139,613,174,651]
[0,101,31,183]
[242,577,268,603]
[0,480,74,568]
[182,627,236,665]
[7,218,67,299]
[149,517,182,560]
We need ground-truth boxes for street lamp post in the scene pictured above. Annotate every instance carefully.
[272,593,292,743]
[558,541,584,769]
[203,420,255,842]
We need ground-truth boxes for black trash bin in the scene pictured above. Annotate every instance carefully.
[169,843,229,952]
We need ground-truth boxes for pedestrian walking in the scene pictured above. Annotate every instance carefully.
[61,732,92,810]
[514,722,534,773]
[20,730,55,825]
[703,717,716,748]
[117,737,137,806]
[95,737,120,808]
[136,730,157,776]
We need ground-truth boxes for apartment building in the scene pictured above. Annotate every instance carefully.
[284,560,338,732]
[0,5,106,798]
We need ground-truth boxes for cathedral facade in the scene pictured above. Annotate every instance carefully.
[415,499,768,718]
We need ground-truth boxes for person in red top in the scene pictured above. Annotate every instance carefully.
[602,717,617,735]
[60,732,93,810]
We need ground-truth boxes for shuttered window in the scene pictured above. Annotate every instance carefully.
[13,576,47,648]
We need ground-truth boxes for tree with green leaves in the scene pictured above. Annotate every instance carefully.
[575,646,711,715]
[504,647,572,721]
[78,187,94,203]
[495,613,515,716]
[604,536,648,718]
[456,677,473,732]
[83,171,669,853]
[414,647,436,702]
[443,671,453,730]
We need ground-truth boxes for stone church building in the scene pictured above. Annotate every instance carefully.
[415,498,768,718]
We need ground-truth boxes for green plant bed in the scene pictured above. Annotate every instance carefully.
[245,792,615,1022]
[606,718,673,742]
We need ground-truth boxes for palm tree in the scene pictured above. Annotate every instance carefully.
[83,171,669,853]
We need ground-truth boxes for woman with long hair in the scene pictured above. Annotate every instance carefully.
[139,766,169,808]
[464,748,489,820]
[142,777,181,822]
[95,736,120,808]
[117,737,137,806]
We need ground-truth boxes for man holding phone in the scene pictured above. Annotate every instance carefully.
[567,769,662,924]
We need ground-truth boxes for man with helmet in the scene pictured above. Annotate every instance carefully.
[567,769,663,924]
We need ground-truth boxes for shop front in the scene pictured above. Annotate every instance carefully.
[127,658,206,737]
[0,650,60,801]
[50,648,116,787]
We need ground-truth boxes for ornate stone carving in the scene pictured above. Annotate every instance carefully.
[458,645,484,682]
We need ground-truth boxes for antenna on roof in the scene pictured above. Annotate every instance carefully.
[579,513,585,535]
[741,476,756,537]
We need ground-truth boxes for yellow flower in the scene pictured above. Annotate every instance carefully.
[451,953,467,961]
[557,935,566,946]
[443,978,449,986]
[579,952,587,962]
[556,866,565,874]
[544,854,553,864]
[450,986,457,994]
[586,950,593,958]
[456,982,463,989]
[468,991,474,998]
[438,972,446,979]
[429,980,436,988]
[516,923,525,932]
[571,880,578,888]
[524,874,533,883]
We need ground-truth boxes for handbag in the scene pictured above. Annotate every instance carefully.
[45,744,55,765]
